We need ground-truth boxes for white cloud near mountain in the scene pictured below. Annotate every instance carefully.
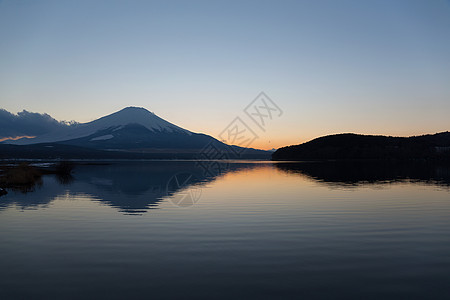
[0,109,77,139]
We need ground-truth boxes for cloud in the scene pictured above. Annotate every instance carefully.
[0,109,76,138]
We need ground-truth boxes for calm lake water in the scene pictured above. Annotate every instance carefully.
[1,161,450,299]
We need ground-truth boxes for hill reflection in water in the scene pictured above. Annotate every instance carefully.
[275,160,450,188]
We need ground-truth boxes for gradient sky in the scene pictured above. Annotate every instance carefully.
[1,0,449,149]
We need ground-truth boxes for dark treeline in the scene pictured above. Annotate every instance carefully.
[272,132,450,161]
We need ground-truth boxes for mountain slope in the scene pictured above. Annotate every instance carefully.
[3,106,270,159]
[272,132,450,160]
[60,123,217,151]
[11,107,190,145]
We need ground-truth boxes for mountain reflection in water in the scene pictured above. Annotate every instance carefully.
[0,161,259,214]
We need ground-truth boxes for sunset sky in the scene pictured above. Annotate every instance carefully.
[1,0,449,149]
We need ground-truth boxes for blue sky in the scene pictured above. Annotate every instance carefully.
[1,0,449,149]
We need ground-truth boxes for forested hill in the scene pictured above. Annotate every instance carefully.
[272,132,450,161]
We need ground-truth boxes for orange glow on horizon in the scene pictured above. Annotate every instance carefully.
[0,136,35,142]
[241,137,306,151]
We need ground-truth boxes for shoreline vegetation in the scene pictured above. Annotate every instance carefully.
[0,161,74,194]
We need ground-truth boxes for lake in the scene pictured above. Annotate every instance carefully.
[1,160,450,299]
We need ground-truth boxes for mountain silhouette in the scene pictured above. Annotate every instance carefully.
[2,107,269,159]
[10,107,207,148]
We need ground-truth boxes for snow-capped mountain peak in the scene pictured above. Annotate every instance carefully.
[10,106,191,145]
[84,106,190,134]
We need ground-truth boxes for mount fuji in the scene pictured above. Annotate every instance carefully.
[4,107,269,159]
